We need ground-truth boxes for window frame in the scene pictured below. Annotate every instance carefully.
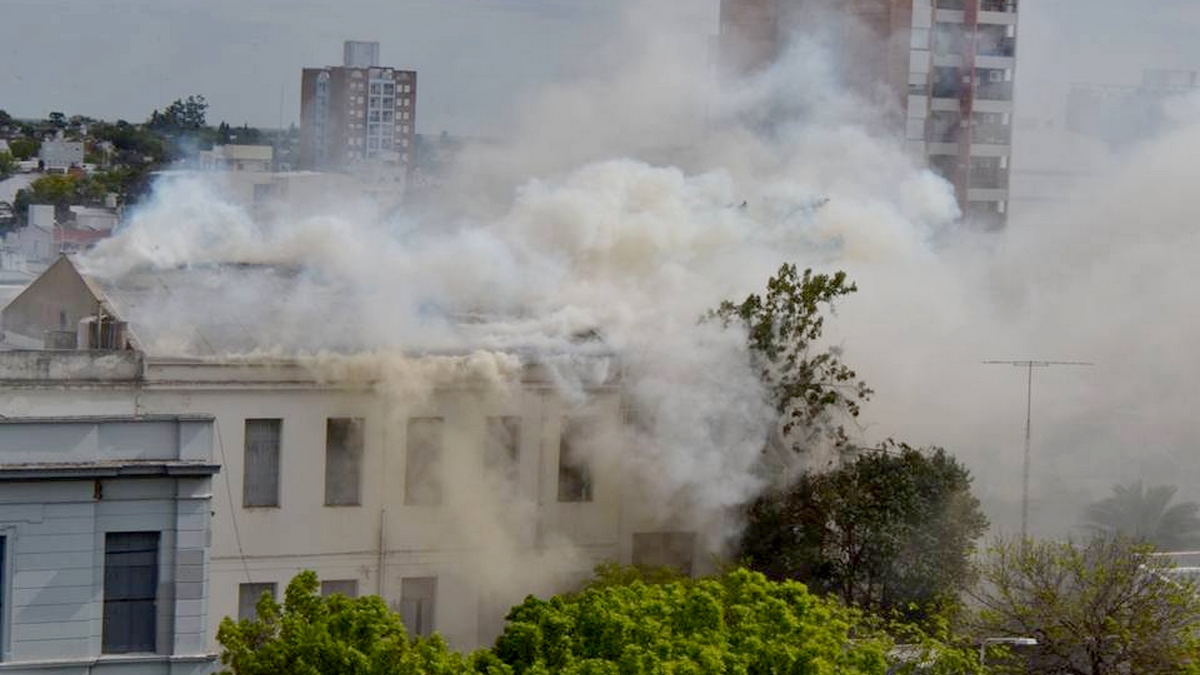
[243,418,282,508]
[324,417,365,507]
[102,531,160,654]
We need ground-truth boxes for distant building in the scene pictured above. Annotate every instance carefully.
[198,144,274,172]
[38,140,85,173]
[719,0,1019,229]
[300,41,417,179]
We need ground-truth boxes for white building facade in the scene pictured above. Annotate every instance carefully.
[0,257,700,656]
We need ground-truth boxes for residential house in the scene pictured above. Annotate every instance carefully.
[38,141,85,174]
[0,256,698,653]
[197,145,274,173]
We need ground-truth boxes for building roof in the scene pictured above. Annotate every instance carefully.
[209,144,273,162]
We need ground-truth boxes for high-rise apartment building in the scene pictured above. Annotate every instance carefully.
[719,0,1019,229]
[300,41,417,177]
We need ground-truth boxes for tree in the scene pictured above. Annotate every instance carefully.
[216,570,473,675]
[741,443,989,622]
[47,111,66,129]
[492,566,895,675]
[8,138,40,161]
[709,263,872,454]
[1082,481,1200,551]
[971,536,1200,675]
[148,95,208,132]
[0,151,14,180]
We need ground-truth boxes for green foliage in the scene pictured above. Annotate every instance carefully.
[148,95,209,132]
[971,536,1200,675]
[741,443,988,623]
[493,567,892,675]
[47,111,66,129]
[709,263,871,452]
[0,151,14,180]
[1082,481,1200,550]
[8,138,40,161]
[216,570,472,675]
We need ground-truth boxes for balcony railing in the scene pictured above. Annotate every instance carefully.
[970,168,1010,190]
[972,124,1011,144]
[976,83,1013,101]
[981,0,1017,12]
[937,0,1017,10]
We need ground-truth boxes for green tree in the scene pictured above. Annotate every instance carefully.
[1082,481,1200,551]
[741,443,988,622]
[216,570,473,675]
[493,567,894,675]
[8,138,40,161]
[47,111,66,129]
[971,536,1200,675]
[148,95,208,132]
[0,151,14,180]
[709,263,872,453]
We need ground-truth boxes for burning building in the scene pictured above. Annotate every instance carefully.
[0,255,704,656]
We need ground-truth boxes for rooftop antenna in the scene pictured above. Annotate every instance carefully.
[983,359,1094,539]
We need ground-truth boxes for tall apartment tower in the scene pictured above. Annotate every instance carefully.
[719,0,1019,229]
[300,41,417,177]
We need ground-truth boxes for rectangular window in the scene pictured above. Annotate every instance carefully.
[557,418,594,502]
[321,579,359,598]
[103,532,159,654]
[485,416,521,485]
[238,582,276,621]
[405,418,443,506]
[400,577,436,637]
[325,418,364,506]
[632,532,697,576]
[243,419,281,507]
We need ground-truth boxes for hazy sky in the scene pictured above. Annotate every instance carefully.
[2,0,1198,135]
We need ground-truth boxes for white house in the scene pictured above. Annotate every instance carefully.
[197,145,273,173]
[37,141,85,173]
[0,403,218,674]
[0,256,700,655]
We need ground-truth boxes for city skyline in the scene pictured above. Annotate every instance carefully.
[2,0,1199,136]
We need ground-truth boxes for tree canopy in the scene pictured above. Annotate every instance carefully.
[216,570,472,675]
[709,263,871,455]
[740,443,988,622]
[970,536,1200,675]
[1081,481,1200,551]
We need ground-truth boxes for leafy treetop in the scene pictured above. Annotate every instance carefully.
[710,263,872,453]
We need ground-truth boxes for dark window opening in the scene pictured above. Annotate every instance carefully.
[103,532,159,654]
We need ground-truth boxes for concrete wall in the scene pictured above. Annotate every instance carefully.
[1,257,104,345]
[0,359,694,655]
[0,417,215,675]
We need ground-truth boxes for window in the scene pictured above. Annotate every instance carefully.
[238,582,276,621]
[243,419,281,507]
[325,418,364,506]
[103,532,159,654]
[321,579,359,598]
[632,532,697,575]
[558,418,594,502]
[400,577,436,637]
[405,418,443,505]
[485,416,521,485]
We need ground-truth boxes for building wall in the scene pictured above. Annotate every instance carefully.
[0,355,690,654]
[0,417,215,675]
[300,64,417,175]
[1,256,104,345]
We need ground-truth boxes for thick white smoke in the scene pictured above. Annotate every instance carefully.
[78,0,1200,576]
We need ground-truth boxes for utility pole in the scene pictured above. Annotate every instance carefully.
[984,359,1093,539]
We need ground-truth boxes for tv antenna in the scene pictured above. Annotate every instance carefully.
[983,359,1094,539]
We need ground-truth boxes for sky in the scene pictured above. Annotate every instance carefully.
[3,0,1199,136]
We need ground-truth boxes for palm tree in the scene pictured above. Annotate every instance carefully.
[1081,482,1200,551]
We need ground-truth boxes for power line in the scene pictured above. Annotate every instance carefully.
[983,359,1094,539]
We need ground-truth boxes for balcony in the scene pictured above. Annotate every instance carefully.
[981,0,1017,12]
[976,83,1013,101]
[970,168,1009,190]
[971,123,1011,144]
